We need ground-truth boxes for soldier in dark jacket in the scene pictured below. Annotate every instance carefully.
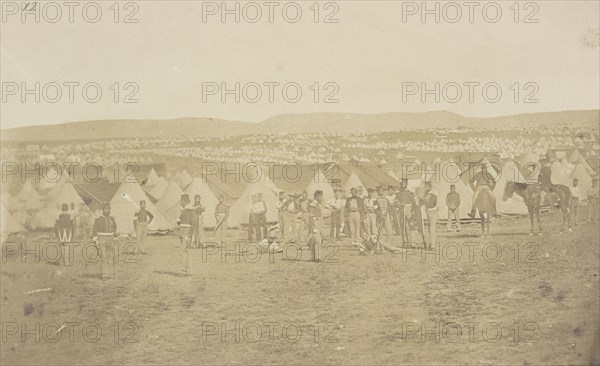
[92,203,118,279]
[55,203,74,244]
[177,194,194,275]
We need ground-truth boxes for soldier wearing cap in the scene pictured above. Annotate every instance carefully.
[397,179,416,244]
[177,194,194,275]
[92,202,118,279]
[257,192,268,239]
[276,191,288,239]
[374,186,393,242]
[537,157,553,206]
[133,200,153,254]
[285,192,301,242]
[419,181,437,250]
[306,190,324,262]
[345,187,364,246]
[446,184,461,232]
[467,161,497,219]
[191,195,205,248]
[327,188,345,240]
[214,195,230,243]
[248,193,262,240]
[298,191,311,240]
[363,188,378,236]
[55,203,74,245]
[387,185,400,235]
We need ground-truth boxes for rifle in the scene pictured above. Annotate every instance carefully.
[213,214,226,233]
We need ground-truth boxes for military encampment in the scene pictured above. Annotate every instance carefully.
[2,2,600,364]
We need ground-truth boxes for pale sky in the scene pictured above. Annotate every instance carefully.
[1,0,599,129]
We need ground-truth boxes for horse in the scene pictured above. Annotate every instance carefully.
[503,181,572,234]
[473,187,496,236]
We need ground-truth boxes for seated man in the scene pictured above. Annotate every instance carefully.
[468,162,497,218]
[359,232,406,255]
[259,226,284,253]
[537,157,553,206]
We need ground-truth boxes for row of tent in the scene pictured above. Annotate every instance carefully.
[2,154,597,235]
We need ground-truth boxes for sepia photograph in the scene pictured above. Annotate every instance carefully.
[1,1,599,365]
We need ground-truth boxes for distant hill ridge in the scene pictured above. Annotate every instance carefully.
[2,110,598,142]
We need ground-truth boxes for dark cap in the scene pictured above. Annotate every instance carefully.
[61,203,69,211]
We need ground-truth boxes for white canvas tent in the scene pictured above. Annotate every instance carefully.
[428,161,473,219]
[185,178,220,227]
[46,171,72,199]
[305,168,336,204]
[550,161,572,186]
[570,163,593,197]
[110,183,172,234]
[39,166,62,191]
[1,204,25,233]
[177,169,193,190]
[343,171,367,193]
[156,181,184,227]
[147,177,169,201]
[15,181,43,210]
[228,176,280,227]
[145,168,160,187]
[32,182,91,229]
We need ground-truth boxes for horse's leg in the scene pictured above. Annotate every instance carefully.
[480,214,485,236]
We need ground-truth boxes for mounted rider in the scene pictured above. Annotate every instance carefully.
[467,160,498,218]
[537,157,553,206]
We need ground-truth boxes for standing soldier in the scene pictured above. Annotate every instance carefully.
[345,188,364,246]
[420,181,437,250]
[374,186,393,242]
[133,200,153,254]
[397,179,416,245]
[69,203,79,239]
[286,193,301,242]
[467,162,497,219]
[327,188,344,240]
[356,186,366,200]
[387,186,400,235]
[364,188,378,236]
[191,195,205,248]
[276,191,287,238]
[446,184,461,232]
[569,178,581,228]
[257,192,268,239]
[248,194,261,241]
[299,191,311,241]
[92,203,118,280]
[307,190,324,262]
[177,194,194,276]
[55,203,74,245]
[214,195,230,244]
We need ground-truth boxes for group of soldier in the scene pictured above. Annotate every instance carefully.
[51,160,599,278]
[272,179,442,255]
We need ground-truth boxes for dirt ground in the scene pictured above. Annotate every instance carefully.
[1,210,599,366]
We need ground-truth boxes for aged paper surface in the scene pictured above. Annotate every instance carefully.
[1,1,599,365]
